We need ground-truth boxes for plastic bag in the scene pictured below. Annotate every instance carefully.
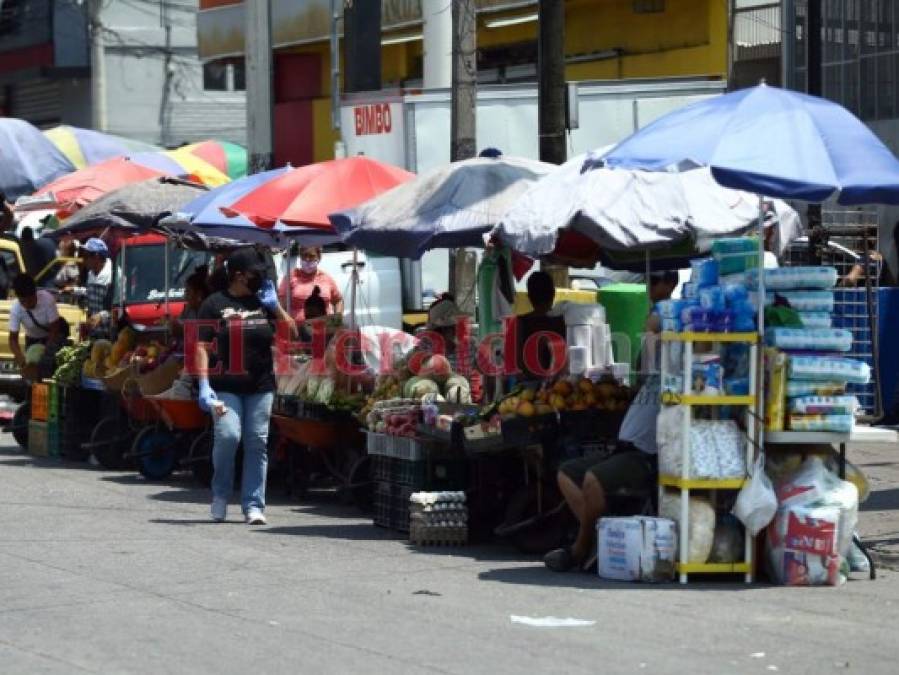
[708,514,745,564]
[733,454,777,536]
[660,493,715,563]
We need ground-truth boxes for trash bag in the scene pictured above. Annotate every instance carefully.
[708,514,744,564]
[733,454,777,536]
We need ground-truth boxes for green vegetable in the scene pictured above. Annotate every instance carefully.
[53,343,92,386]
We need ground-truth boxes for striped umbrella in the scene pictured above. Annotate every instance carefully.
[43,125,159,170]
[172,140,247,180]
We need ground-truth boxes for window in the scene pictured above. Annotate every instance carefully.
[0,0,22,36]
[113,245,209,306]
[203,58,246,92]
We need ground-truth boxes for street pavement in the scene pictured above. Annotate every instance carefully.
[1,431,898,675]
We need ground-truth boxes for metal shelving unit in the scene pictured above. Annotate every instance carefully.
[659,332,759,584]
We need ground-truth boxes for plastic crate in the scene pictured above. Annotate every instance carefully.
[28,419,60,457]
[371,455,468,491]
[373,481,413,532]
[48,380,62,421]
[501,413,558,446]
[365,432,434,460]
[274,395,300,417]
[558,409,626,442]
[31,383,50,421]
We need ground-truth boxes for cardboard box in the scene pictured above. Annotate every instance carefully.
[597,517,677,583]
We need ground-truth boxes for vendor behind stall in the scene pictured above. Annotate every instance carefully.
[279,246,344,323]
[544,270,677,573]
[421,294,476,372]
[82,238,113,337]
[515,271,566,381]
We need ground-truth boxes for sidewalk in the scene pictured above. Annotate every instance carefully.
[852,440,899,570]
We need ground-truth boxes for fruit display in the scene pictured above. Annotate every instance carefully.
[81,339,113,378]
[493,376,633,419]
[363,399,420,435]
[359,367,475,423]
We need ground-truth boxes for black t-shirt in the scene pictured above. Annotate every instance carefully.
[197,291,275,394]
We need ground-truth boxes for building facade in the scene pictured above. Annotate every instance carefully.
[0,0,244,147]
[197,0,730,165]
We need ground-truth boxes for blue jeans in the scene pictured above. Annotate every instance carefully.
[212,391,274,513]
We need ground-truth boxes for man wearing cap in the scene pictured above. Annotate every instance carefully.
[83,238,113,336]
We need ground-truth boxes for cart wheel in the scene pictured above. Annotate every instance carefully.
[345,454,373,512]
[11,402,30,450]
[90,415,133,470]
[187,430,214,487]
[132,426,178,481]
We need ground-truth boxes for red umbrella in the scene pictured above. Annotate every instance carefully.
[35,157,169,216]
[222,156,414,229]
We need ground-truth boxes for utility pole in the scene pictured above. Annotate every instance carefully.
[88,0,107,132]
[537,0,569,287]
[245,0,274,173]
[159,2,174,147]
[806,0,822,264]
[450,0,477,163]
[449,0,477,302]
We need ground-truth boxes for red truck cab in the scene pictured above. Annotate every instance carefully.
[111,234,210,330]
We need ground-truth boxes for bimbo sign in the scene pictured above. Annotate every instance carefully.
[340,98,406,168]
[354,104,393,136]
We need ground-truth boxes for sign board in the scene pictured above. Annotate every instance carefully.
[339,99,406,168]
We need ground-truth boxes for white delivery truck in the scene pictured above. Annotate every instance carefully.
[323,77,727,328]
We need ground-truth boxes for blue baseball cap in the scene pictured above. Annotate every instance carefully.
[83,238,109,256]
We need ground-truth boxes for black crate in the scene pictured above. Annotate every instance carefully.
[558,409,626,442]
[274,395,299,417]
[373,481,413,532]
[371,455,468,491]
[500,413,558,446]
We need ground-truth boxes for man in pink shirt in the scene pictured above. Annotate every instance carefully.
[278,246,344,323]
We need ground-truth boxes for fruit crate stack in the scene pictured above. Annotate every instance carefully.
[28,382,60,458]
[409,492,468,546]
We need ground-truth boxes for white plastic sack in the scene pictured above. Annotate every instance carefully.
[733,454,778,536]
[660,493,715,564]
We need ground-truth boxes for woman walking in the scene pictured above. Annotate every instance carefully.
[194,247,289,524]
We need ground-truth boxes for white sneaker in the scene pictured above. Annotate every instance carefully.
[211,498,227,522]
[245,508,267,525]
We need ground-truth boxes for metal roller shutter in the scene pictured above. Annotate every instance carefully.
[10,79,61,127]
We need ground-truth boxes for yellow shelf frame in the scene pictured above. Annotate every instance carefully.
[659,333,758,585]
[659,475,747,490]
[661,331,759,343]
[676,562,752,574]
[661,393,754,406]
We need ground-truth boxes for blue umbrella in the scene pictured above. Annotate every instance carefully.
[159,166,339,247]
[603,83,899,205]
[0,118,74,200]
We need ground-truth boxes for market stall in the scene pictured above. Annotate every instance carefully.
[582,82,899,585]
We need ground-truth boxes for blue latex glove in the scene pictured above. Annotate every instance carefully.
[198,378,218,413]
[257,279,279,312]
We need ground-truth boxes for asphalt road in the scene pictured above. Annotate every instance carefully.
[1,432,898,675]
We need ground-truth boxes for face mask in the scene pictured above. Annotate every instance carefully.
[245,274,263,293]
[300,259,318,274]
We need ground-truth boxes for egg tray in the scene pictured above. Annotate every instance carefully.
[409,524,468,547]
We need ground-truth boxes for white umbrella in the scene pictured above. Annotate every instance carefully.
[495,154,801,266]
[330,156,556,258]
